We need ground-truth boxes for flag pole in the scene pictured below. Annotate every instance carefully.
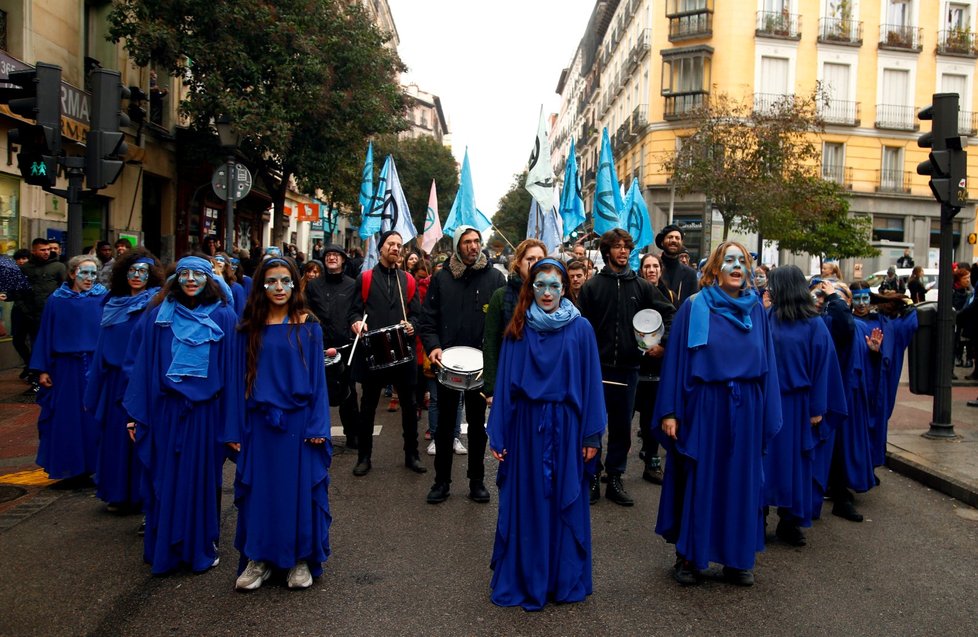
[490,224,518,252]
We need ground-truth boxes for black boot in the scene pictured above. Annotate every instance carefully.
[404,454,427,474]
[832,499,864,522]
[589,472,601,504]
[352,457,371,477]
[605,474,634,507]
[468,480,490,503]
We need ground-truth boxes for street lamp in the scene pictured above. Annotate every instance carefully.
[215,115,240,253]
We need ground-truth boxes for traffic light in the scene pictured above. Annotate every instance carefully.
[86,69,131,189]
[917,93,968,217]
[2,62,63,188]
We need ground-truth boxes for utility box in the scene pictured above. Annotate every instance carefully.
[909,301,937,395]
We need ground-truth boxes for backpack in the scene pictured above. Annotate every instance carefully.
[361,269,416,303]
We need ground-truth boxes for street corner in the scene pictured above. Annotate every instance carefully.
[886,428,978,510]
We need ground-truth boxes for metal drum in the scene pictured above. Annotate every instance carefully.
[362,324,413,371]
[436,346,484,391]
[632,309,664,353]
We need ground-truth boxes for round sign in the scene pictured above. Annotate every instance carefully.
[968,232,977,246]
[212,162,253,202]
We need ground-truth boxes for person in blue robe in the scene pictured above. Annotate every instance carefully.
[215,252,247,316]
[229,257,332,592]
[868,291,918,467]
[653,241,781,587]
[123,255,243,575]
[31,255,108,482]
[83,250,164,511]
[763,266,846,546]
[487,258,606,611]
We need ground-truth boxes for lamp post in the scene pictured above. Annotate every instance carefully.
[215,116,241,253]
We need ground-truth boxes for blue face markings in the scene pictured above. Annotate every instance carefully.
[127,264,150,282]
[177,269,208,296]
[852,290,871,307]
[720,246,746,275]
[533,272,563,311]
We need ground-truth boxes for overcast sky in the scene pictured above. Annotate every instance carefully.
[387,0,595,218]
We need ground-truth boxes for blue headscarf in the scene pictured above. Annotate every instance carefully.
[156,256,228,382]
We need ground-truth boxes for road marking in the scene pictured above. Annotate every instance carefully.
[0,469,55,487]
[330,426,383,438]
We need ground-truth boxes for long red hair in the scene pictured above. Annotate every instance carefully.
[503,262,574,340]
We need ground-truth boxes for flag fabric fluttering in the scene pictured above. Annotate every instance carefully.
[382,156,416,242]
[559,137,586,239]
[359,154,390,240]
[420,180,443,254]
[525,199,563,256]
[592,127,625,235]
[524,106,556,214]
[621,177,654,270]
[361,234,379,273]
[443,148,492,237]
[359,141,374,216]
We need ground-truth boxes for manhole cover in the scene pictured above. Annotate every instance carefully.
[0,485,27,503]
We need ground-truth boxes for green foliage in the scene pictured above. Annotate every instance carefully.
[491,171,533,250]
[372,135,459,240]
[108,0,406,240]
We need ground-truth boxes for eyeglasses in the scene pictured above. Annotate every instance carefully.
[75,269,98,279]
[127,264,150,279]
[177,270,208,284]
[532,281,563,294]
[264,275,294,290]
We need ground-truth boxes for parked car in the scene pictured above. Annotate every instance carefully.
[866,268,939,303]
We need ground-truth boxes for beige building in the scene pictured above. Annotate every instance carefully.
[553,0,978,274]
[400,82,450,146]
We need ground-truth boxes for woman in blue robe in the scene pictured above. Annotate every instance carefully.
[763,266,846,546]
[653,241,781,587]
[123,255,242,575]
[868,291,918,467]
[487,258,606,611]
[215,252,247,316]
[230,257,332,592]
[31,255,107,481]
[84,250,164,510]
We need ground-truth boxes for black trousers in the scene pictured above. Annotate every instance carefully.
[599,367,639,476]
[433,384,487,486]
[357,363,418,462]
[10,307,32,367]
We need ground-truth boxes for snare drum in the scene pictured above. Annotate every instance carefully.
[363,324,414,371]
[437,346,484,391]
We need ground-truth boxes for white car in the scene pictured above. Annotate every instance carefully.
[866,268,939,303]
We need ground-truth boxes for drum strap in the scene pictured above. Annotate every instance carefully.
[362,270,416,304]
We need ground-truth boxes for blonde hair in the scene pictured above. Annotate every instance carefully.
[698,240,754,290]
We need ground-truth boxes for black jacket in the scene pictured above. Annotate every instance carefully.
[578,266,675,371]
[347,263,421,333]
[15,256,66,321]
[661,254,698,307]
[418,254,505,354]
[305,270,356,348]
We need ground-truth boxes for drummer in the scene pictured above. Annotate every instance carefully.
[418,225,506,504]
[577,229,675,507]
[347,230,427,477]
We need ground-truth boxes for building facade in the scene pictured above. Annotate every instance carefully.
[553,0,978,273]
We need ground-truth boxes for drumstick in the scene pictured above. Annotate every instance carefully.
[602,380,628,387]
[348,313,368,367]
[395,271,408,322]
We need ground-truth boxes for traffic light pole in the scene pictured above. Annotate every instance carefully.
[48,156,88,257]
[225,153,235,252]
[928,207,957,438]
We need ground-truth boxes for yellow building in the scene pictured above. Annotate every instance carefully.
[553,0,978,272]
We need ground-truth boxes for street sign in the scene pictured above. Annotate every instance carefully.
[212,162,252,202]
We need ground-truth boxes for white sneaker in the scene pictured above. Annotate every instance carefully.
[453,438,468,455]
[235,560,270,591]
[287,561,313,589]
[426,440,436,456]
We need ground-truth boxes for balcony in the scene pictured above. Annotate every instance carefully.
[821,99,860,126]
[879,24,922,52]
[960,111,978,137]
[756,11,801,40]
[876,169,912,193]
[578,122,597,144]
[753,92,793,115]
[626,29,651,70]
[630,104,648,134]
[668,7,713,42]
[937,29,978,57]
[821,164,853,187]
[817,17,862,46]
[875,104,918,131]
[664,91,708,119]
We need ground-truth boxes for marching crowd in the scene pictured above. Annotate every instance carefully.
[0,223,919,611]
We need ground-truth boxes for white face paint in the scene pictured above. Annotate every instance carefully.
[263,266,294,307]
[718,246,747,293]
[532,271,563,313]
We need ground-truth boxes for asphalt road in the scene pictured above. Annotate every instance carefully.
[1,405,977,637]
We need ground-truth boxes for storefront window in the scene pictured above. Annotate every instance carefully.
[0,174,20,340]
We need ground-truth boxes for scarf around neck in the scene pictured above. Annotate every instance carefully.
[526,297,580,333]
[155,297,223,382]
[100,287,161,327]
[52,282,108,299]
[687,284,758,349]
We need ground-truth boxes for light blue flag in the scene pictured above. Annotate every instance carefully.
[380,156,417,241]
[526,199,563,256]
[358,142,374,216]
[359,154,390,240]
[622,178,654,270]
[592,127,624,235]
[559,137,586,238]
[361,234,378,273]
[443,148,493,237]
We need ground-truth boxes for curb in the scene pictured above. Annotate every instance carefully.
[885,447,978,509]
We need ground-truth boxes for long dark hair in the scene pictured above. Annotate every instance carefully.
[768,265,818,322]
[238,256,315,397]
[109,248,165,297]
[150,253,228,309]
[504,261,573,341]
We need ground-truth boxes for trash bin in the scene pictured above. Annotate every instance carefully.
[909,301,937,395]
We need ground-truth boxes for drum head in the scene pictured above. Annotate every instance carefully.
[632,309,663,334]
[441,346,483,372]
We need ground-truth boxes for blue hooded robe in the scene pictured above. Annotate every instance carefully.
[653,295,782,572]
[230,322,332,578]
[31,283,107,479]
[764,315,846,527]
[122,300,243,574]
[486,315,606,611]
[84,287,159,507]
[871,310,918,467]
